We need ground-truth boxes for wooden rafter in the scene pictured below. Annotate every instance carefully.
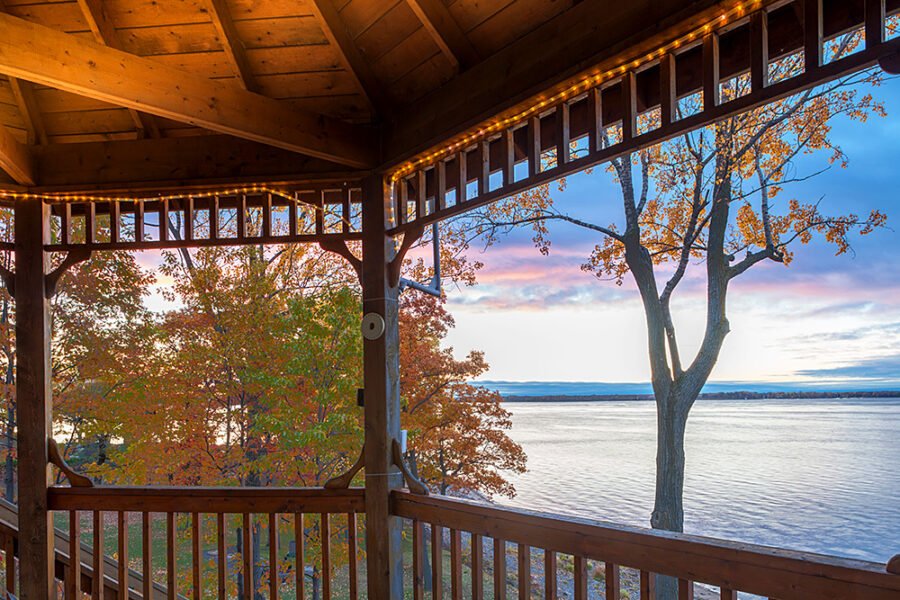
[203,0,259,93]
[0,13,375,168]
[0,122,35,185]
[75,0,161,139]
[8,78,47,146]
[406,0,480,71]
[308,0,390,116]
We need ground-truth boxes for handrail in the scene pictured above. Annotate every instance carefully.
[392,490,900,600]
[48,485,366,513]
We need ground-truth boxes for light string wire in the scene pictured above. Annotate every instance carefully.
[388,0,767,183]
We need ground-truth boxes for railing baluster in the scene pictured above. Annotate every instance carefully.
[804,0,823,70]
[456,150,468,203]
[605,563,620,599]
[142,513,152,600]
[5,532,15,596]
[518,544,530,600]
[242,513,252,600]
[192,513,201,600]
[451,530,462,600]
[641,570,656,599]
[573,556,586,600]
[167,513,176,600]
[347,513,358,600]
[543,550,556,600]
[433,525,444,600]
[118,512,128,600]
[269,514,279,600]
[471,533,483,600]
[750,10,769,93]
[68,510,81,600]
[217,513,226,600]
[720,588,737,600]
[679,578,694,599]
[412,520,424,600]
[865,0,885,47]
[93,511,103,600]
[526,117,540,178]
[493,539,506,600]
[321,513,331,600]
[555,103,570,166]
[702,32,720,111]
[295,513,304,600]
[660,53,676,127]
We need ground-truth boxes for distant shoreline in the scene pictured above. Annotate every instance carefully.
[502,390,900,402]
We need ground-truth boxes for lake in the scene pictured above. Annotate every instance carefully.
[500,398,900,563]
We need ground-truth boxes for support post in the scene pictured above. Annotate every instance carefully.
[361,175,404,600]
[14,198,54,599]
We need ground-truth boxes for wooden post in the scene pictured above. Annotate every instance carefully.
[14,198,55,600]
[361,174,404,600]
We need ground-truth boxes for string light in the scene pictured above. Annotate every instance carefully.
[0,185,299,205]
[389,0,766,183]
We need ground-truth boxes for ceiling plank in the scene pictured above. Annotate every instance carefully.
[8,78,47,146]
[204,0,259,93]
[405,0,480,71]
[31,135,355,191]
[0,123,35,185]
[0,12,375,168]
[308,0,391,117]
[75,0,161,139]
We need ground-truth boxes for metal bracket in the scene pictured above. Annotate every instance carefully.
[48,439,93,488]
[399,223,442,297]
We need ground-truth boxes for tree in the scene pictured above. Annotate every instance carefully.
[399,291,526,498]
[455,36,888,543]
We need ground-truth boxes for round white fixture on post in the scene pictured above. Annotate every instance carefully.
[361,312,385,340]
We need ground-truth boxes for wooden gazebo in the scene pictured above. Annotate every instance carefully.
[1,0,899,598]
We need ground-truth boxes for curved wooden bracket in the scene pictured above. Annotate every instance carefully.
[387,224,425,287]
[879,51,900,75]
[392,438,429,496]
[887,554,900,575]
[46,248,92,298]
[0,265,13,297]
[319,239,362,282]
[48,439,93,488]
[324,444,365,489]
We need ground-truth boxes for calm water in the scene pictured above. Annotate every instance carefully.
[501,398,900,563]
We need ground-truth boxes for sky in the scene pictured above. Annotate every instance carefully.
[439,75,900,391]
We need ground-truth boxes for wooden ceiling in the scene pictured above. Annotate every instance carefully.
[1,0,895,191]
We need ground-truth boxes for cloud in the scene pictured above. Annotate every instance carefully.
[796,354,900,382]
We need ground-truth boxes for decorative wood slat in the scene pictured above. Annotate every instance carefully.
[456,151,468,203]
[555,103,570,165]
[184,197,194,241]
[478,140,490,196]
[269,514,278,600]
[606,562,621,599]
[866,0,886,47]
[159,198,169,242]
[451,529,463,600]
[435,160,448,211]
[68,511,81,600]
[413,519,424,600]
[217,513,226,600]
[526,117,540,178]
[573,556,586,600]
[93,511,103,600]
[109,201,120,244]
[142,513,152,600]
[493,538,506,600]
[641,570,656,599]
[166,513,176,600]
[621,72,636,142]
[471,533,483,600]
[135,201,144,244]
[118,512,128,600]
[295,514,304,600]
[340,189,351,235]
[720,588,737,600]
[679,578,695,599]
[518,544,530,600]
[750,11,770,93]
[703,32,720,110]
[347,512,358,600]
[588,87,602,152]
[416,170,427,219]
[192,513,201,600]
[242,513,252,600]
[501,129,515,186]
[321,513,331,600]
[543,550,556,600]
[433,524,444,600]
[85,202,96,245]
[660,53,676,127]
[804,0,823,70]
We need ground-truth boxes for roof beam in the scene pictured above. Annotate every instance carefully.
[0,12,376,168]
[406,0,480,71]
[75,0,161,138]
[203,0,259,93]
[308,0,391,116]
[0,123,35,185]
[8,78,47,146]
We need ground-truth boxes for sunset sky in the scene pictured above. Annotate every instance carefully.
[443,75,900,390]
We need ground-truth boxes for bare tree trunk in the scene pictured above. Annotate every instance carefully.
[650,402,687,533]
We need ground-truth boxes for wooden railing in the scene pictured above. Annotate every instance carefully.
[36,486,365,600]
[392,491,900,600]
